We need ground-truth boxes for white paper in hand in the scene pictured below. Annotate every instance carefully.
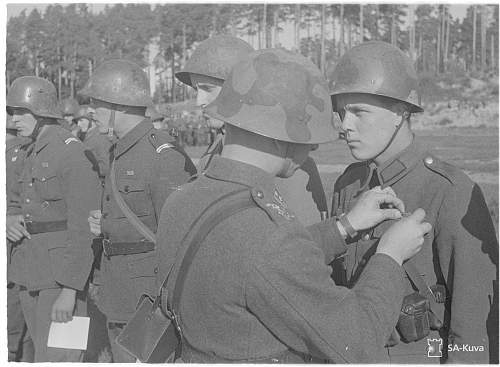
[47,316,90,350]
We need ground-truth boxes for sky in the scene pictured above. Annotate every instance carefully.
[6,1,471,21]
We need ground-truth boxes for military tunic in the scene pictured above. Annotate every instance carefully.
[198,132,328,225]
[6,135,33,361]
[332,137,498,363]
[8,125,101,361]
[155,155,408,363]
[97,119,196,323]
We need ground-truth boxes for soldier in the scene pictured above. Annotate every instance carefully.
[5,76,101,362]
[82,59,197,362]
[73,104,112,178]
[175,34,328,225]
[329,41,498,363]
[60,97,80,136]
[6,115,34,362]
[155,48,432,362]
[146,104,165,130]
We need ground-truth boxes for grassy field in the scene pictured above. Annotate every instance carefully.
[185,127,499,229]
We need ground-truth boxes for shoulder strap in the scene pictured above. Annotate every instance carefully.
[403,261,438,307]
[167,189,254,315]
[110,160,156,243]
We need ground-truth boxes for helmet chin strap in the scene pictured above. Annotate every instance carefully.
[372,112,408,164]
[107,110,115,140]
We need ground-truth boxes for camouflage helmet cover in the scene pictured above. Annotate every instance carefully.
[79,59,152,107]
[7,76,63,119]
[205,48,338,144]
[60,98,80,116]
[328,41,423,113]
[175,35,254,88]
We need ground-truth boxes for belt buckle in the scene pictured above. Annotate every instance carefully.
[102,238,111,257]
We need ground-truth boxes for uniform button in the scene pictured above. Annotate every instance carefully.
[424,156,434,165]
[362,233,370,241]
[28,182,33,187]
[14,148,18,153]
[41,201,49,208]
[360,258,367,266]
[154,267,158,274]
[25,198,30,203]
[41,177,46,182]
[345,346,349,351]
[25,213,31,218]
[256,190,264,199]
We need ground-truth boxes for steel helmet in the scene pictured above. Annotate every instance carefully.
[60,98,80,116]
[175,35,254,88]
[328,41,423,113]
[7,76,63,119]
[205,48,338,144]
[79,59,152,107]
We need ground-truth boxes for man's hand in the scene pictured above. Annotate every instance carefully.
[345,186,405,231]
[51,288,76,323]
[88,210,102,236]
[376,208,432,265]
[6,215,31,242]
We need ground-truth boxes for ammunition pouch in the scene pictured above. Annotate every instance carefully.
[386,263,446,346]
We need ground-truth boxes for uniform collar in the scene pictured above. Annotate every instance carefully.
[34,125,61,154]
[114,119,152,158]
[204,155,276,197]
[6,136,30,151]
[365,136,428,188]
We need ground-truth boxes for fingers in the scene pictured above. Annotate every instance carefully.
[408,208,426,222]
[376,193,406,213]
[379,209,403,221]
[7,223,31,241]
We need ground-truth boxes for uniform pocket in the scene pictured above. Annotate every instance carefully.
[32,166,62,201]
[128,252,157,303]
[117,179,151,217]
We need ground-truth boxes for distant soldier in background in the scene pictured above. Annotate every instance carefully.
[146,104,165,130]
[82,59,197,362]
[6,114,34,362]
[329,41,498,363]
[175,34,329,225]
[74,104,112,178]
[60,97,80,136]
[6,76,101,362]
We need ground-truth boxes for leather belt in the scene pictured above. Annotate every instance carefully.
[101,239,155,257]
[25,220,67,235]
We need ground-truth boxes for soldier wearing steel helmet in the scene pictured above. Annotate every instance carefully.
[176,34,328,225]
[6,76,101,362]
[73,104,112,178]
[154,48,432,362]
[5,114,34,362]
[60,97,80,136]
[328,41,498,363]
[81,59,197,362]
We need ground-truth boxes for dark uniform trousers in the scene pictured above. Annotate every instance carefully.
[8,126,101,362]
[155,156,410,363]
[198,132,329,225]
[332,137,498,364]
[6,136,34,361]
[96,119,196,362]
